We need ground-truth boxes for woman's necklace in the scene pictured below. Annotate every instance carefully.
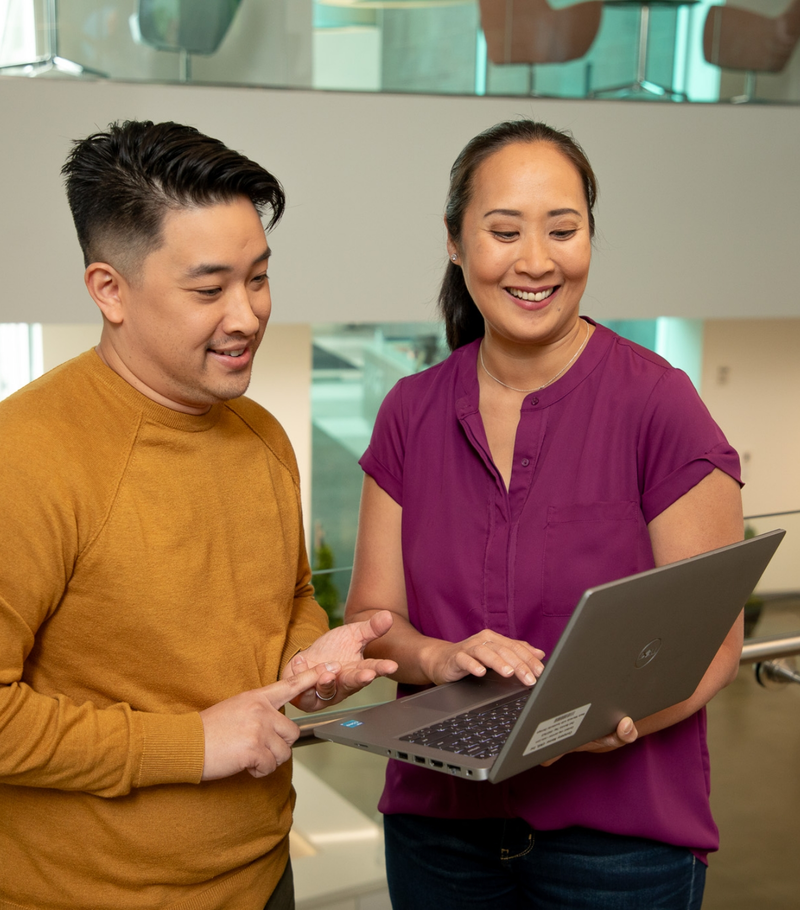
[479,320,590,394]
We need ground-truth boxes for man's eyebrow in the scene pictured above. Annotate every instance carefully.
[184,248,271,279]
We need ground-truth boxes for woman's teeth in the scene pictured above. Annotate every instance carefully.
[509,287,555,303]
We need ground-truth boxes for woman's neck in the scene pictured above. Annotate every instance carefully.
[479,319,591,394]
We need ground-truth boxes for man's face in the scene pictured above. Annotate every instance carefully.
[109,196,271,414]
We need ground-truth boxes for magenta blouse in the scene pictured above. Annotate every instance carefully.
[359,320,741,857]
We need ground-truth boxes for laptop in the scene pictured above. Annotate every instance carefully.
[314,529,785,784]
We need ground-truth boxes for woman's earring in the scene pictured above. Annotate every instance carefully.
[451,254,457,262]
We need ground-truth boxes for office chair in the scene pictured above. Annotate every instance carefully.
[131,0,242,82]
[480,0,602,65]
[703,0,800,101]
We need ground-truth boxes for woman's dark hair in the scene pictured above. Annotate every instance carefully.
[62,120,285,274]
[439,120,598,350]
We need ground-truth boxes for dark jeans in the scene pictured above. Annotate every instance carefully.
[384,814,706,910]
[262,859,294,910]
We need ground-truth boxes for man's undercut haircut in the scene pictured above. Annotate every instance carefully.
[62,120,285,274]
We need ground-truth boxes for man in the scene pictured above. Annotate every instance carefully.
[0,120,395,910]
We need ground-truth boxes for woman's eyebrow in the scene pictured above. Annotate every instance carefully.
[483,208,521,218]
[482,207,583,218]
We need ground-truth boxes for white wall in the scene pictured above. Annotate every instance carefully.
[41,324,101,372]
[701,318,800,517]
[247,323,312,536]
[702,318,800,592]
[1,76,799,327]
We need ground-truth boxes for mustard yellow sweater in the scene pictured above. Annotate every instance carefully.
[0,351,329,909]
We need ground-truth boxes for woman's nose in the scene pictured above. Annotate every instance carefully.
[515,236,553,276]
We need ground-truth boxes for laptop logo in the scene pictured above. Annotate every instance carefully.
[635,639,662,668]
[340,720,363,728]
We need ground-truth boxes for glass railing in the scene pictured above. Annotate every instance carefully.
[310,321,450,627]
[2,0,799,103]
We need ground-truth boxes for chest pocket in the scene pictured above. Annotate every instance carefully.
[542,501,645,616]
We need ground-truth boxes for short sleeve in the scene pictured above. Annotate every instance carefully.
[359,380,407,506]
[638,368,742,524]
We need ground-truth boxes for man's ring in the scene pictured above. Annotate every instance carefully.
[315,689,336,701]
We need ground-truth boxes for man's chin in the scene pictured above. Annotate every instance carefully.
[208,375,252,403]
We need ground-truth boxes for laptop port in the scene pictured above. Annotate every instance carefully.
[447,764,460,773]
[356,743,369,749]
[465,769,474,776]
[414,755,426,764]
[430,760,444,768]
[397,751,408,760]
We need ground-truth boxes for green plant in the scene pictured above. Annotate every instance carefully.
[312,538,342,628]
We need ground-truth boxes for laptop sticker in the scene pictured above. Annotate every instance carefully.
[523,704,591,756]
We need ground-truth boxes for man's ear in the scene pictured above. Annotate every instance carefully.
[85,263,127,325]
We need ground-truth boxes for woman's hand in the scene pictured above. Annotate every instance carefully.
[419,629,545,687]
[540,716,639,767]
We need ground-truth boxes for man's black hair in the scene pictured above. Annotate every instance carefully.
[62,120,285,273]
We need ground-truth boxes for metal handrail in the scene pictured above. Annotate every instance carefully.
[744,510,800,521]
[739,634,800,664]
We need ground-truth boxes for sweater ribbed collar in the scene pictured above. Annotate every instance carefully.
[82,348,224,432]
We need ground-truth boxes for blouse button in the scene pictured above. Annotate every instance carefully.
[530,397,539,406]
[521,458,530,467]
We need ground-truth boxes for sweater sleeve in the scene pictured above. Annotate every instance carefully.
[279,517,331,675]
[0,398,204,798]
[229,396,331,674]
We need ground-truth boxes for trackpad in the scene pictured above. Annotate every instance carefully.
[407,673,528,713]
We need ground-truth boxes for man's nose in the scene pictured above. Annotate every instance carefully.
[222,286,263,336]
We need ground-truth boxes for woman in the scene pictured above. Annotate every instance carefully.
[345,120,743,909]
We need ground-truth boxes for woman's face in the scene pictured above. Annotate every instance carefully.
[448,141,592,351]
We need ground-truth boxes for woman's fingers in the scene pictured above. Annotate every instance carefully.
[429,633,544,686]
[469,636,544,685]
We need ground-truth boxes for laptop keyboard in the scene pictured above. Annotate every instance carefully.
[399,691,529,759]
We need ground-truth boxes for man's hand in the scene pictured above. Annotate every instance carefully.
[199,665,336,780]
[284,611,398,711]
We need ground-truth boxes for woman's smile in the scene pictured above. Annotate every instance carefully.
[506,285,558,306]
